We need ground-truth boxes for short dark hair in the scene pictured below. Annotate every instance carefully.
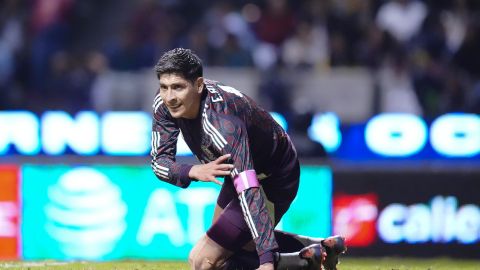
[154,48,203,82]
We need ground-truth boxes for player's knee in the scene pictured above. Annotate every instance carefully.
[188,248,197,268]
[188,250,221,270]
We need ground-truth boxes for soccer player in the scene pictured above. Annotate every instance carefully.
[150,48,346,270]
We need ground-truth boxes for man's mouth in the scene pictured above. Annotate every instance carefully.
[168,104,181,110]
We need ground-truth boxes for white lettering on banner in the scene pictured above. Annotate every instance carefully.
[137,188,218,247]
[0,111,193,156]
[365,113,480,157]
[365,113,428,156]
[42,111,99,155]
[0,202,17,237]
[0,111,40,155]
[0,111,478,157]
[137,189,185,246]
[456,205,480,243]
[101,112,150,155]
[378,196,480,244]
[177,188,218,243]
[430,196,456,242]
[308,113,341,153]
[430,114,480,157]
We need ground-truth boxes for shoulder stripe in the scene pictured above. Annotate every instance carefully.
[203,117,224,150]
[153,94,164,112]
[202,104,227,145]
[201,104,227,150]
[204,116,227,145]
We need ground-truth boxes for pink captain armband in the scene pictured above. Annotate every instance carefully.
[233,170,260,193]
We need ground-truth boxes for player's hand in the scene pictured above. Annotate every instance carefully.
[188,154,234,185]
[256,263,274,270]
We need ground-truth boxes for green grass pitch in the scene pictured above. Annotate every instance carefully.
[1,258,479,270]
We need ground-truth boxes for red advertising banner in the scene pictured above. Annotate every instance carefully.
[0,165,20,260]
[333,193,378,247]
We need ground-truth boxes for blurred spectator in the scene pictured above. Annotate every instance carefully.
[29,0,74,99]
[89,51,114,113]
[328,31,349,66]
[0,0,478,117]
[410,10,451,117]
[129,0,178,65]
[104,27,151,71]
[0,0,25,109]
[281,19,329,70]
[252,42,278,70]
[43,51,71,110]
[41,51,91,112]
[203,1,256,62]
[258,65,293,122]
[440,70,468,113]
[379,50,423,115]
[254,0,296,46]
[452,19,480,113]
[376,0,428,44]
[326,0,372,66]
[440,0,468,54]
[214,33,253,67]
[179,25,213,66]
[357,24,388,70]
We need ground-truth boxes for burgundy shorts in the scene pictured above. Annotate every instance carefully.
[206,161,300,252]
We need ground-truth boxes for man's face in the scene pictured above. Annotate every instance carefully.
[158,73,203,119]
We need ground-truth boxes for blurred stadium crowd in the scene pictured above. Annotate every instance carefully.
[0,0,479,117]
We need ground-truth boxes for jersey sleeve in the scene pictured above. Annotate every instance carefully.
[150,96,193,188]
[211,112,278,264]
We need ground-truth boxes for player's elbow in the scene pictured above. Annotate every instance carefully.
[151,162,169,181]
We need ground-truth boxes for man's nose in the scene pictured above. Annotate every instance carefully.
[165,89,176,102]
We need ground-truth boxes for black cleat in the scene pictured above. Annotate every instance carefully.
[321,235,347,270]
[299,243,327,270]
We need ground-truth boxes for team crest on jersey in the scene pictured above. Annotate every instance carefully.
[201,144,216,162]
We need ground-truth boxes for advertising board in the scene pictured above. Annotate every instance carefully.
[1,111,478,160]
[333,170,480,257]
[0,165,20,259]
[21,165,331,260]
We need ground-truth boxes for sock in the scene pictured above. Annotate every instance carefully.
[224,232,329,269]
[274,230,324,253]
[274,251,309,270]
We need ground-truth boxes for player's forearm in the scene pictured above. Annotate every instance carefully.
[151,158,193,188]
[239,187,278,264]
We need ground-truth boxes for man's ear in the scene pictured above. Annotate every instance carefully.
[196,77,204,93]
